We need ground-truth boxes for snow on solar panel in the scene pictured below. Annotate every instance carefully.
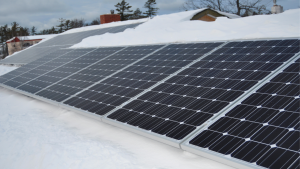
[104,39,300,146]
[0,23,141,65]
[182,46,300,168]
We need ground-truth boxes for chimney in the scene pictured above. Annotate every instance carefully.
[271,0,283,14]
[100,10,121,24]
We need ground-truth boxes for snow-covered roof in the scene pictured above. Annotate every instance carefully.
[62,18,148,35]
[217,10,241,19]
[192,8,241,19]
[71,8,300,48]
[6,34,57,42]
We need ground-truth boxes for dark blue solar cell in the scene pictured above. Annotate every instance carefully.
[188,55,300,169]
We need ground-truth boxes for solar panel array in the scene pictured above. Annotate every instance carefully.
[105,39,300,141]
[184,49,300,167]
[0,23,141,65]
[0,38,299,169]
[0,49,74,84]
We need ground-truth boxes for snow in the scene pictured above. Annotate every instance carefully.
[0,65,17,73]
[62,18,148,35]
[71,8,300,48]
[0,65,233,168]
[2,19,147,60]
[6,35,57,42]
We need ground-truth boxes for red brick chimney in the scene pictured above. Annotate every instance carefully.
[100,10,121,24]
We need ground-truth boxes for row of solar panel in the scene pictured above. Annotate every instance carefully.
[0,38,299,169]
[0,23,141,65]
[182,57,300,169]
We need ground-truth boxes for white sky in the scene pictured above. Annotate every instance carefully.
[0,0,298,31]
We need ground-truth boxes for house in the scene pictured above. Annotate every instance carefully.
[6,35,55,56]
[191,8,241,21]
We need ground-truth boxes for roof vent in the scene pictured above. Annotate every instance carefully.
[110,10,115,14]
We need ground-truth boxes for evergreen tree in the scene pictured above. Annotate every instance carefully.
[115,0,133,21]
[31,26,37,35]
[11,22,19,36]
[49,26,57,34]
[0,25,9,43]
[56,18,65,33]
[19,27,29,36]
[143,0,159,18]
[64,20,71,31]
[130,8,145,19]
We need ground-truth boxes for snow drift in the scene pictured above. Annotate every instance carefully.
[62,19,148,35]
[71,8,300,48]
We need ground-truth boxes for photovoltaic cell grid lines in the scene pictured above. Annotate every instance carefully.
[17,47,123,102]
[0,23,141,65]
[5,49,89,90]
[0,49,74,86]
[107,42,224,140]
[0,45,73,65]
[63,45,165,116]
[189,58,300,167]
[107,39,300,141]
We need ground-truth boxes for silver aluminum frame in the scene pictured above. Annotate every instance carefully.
[71,36,300,49]
[180,53,300,169]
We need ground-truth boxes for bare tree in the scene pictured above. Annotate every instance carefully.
[183,0,272,16]
[184,0,231,12]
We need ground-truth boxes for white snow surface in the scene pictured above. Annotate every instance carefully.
[71,8,300,48]
[0,66,233,168]
[6,35,57,42]
[0,65,17,74]
[62,19,148,35]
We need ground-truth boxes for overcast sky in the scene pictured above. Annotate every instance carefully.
[0,0,298,32]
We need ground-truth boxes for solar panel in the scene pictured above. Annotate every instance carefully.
[3,49,93,89]
[0,23,142,65]
[104,39,300,147]
[0,38,299,168]
[62,45,165,115]
[0,45,73,65]
[182,50,300,167]
[0,49,74,84]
